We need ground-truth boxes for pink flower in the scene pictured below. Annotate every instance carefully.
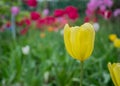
[26,0,37,7]
[60,17,68,25]
[54,9,65,17]
[87,1,98,11]
[103,0,113,8]
[99,5,106,11]
[30,11,40,21]
[55,16,68,29]
[85,0,100,17]
[85,0,113,18]
[85,9,94,17]
[113,8,120,17]
[43,9,49,16]
[11,6,19,16]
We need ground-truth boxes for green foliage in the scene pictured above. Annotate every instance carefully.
[0,19,119,86]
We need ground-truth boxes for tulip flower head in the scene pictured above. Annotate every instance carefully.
[22,45,30,55]
[108,62,120,86]
[114,38,120,48]
[11,6,19,16]
[64,23,95,61]
[109,34,117,42]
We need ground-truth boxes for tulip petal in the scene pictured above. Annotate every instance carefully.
[80,23,95,61]
[70,26,81,60]
[114,38,120,48]
[72,23,94,61]
[113,63,120,86]
[64,24,76,58]
[108,63,118,86]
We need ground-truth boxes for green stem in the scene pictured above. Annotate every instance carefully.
[80,61,84,86]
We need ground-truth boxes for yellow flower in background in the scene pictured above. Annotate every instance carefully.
[114,38,120,48]
[108,62,120,86]
[109,34,117,42]
[64,23,95,61]
[40,32,46,38]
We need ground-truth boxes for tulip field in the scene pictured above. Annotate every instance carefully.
[0,0,120,86]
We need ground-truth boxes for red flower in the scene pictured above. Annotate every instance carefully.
[36,18,46,28]
[26,0,37,7]
[97,10,112,20]
[36,16,55,28]
[65,6,79,20]
[97,9,105,16]
[65,6,78,13]
[20,28,28,35]
[16,20,24,26]
[6,21,11,28]
[84,16,97,23]
[17,17,31,26]
[54,9,65,17]
[67,12,79,20]
[104,10,112,20]
[84,16,90,22]
[45,16,56,25]
[30,11,40,21]
[24,18,31,26]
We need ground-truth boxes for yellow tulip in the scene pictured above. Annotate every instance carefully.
[108,62,120,86]
[109,34,117,42]
[64,23,95,61]
[114,38,120,48]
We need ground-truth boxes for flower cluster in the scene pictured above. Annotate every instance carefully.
[85,0,113,22]
[15,6,79,35]
[109,34,120,48]
[54,6,79,20]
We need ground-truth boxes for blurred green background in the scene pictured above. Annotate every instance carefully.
[0,0,120,86]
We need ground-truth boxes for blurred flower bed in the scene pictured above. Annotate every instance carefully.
[0,0,120,86]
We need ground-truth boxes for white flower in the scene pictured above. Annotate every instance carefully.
[60,29,64,35]
[22,45,30,55]
[93,22,100,32]
[44,71,49,83]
